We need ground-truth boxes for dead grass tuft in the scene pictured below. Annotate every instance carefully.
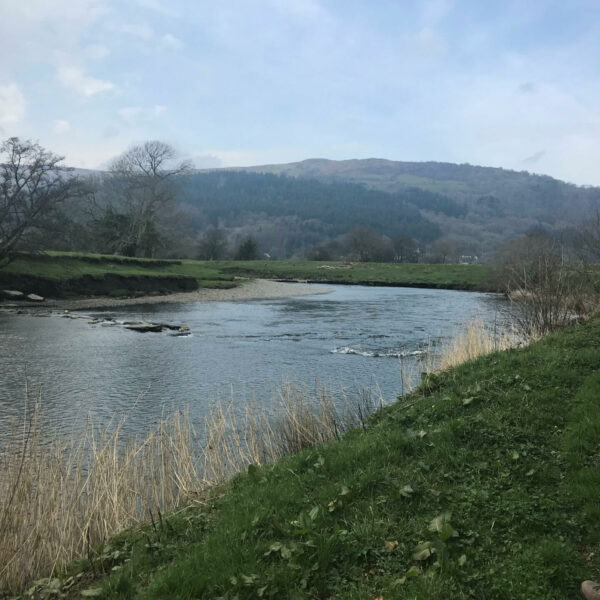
[0,383,382,591]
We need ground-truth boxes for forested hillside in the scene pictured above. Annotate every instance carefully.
[240,158,599,220]
[19,153,600,262]
[234,158,600,254]
[178,171,452,253]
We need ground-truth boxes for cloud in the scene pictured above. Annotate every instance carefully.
[407,27,447,58]
[117,106,141,120]
[53,119,71,134]
[0,83,26,125]
[120,24,182,50]
[85,44,110,60]
[117,105,166,121]
[57,66,115,96]
[192,154,223,169]
[161,33,183,50]
[135,0,179,17]
[517,82,537,94]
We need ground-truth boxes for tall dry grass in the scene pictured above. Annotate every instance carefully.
[0,383,381,591]
[421,317,518,374]
[0,403,200,590]
[201,383,381,483]
[397,318,520,394]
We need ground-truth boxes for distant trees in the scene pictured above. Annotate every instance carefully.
[306,244,334,261]
[494,229,592,335]
[177,171,442,248]
[306,229,420,263]
[392,235,418,263]
[197,227,228,260]
[234,236,260,260]
[93,141,191,257]
[0,137,82,266]
[345,227,393,262]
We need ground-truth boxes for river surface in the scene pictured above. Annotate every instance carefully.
[0,284,506,439]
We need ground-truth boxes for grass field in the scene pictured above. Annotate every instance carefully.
[216,260,493,291]
[16,316,598,599]
[1,253,234,285]
[0,253,238,293]
[0,254,494,296]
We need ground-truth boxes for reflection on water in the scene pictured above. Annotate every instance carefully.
[0,284,507,440]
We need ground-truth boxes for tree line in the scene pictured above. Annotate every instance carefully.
[2,136,599,269]
[0,137,448,264]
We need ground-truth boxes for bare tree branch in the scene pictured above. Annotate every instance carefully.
[0,137,83,266]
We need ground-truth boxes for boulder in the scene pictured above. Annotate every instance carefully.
[26,293,44,302]
[1,289,24,299]
[124,322,164,333]
[170,329,191,337]
[582,581,600,600]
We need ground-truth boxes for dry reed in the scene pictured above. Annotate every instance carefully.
[420,317,519,375]
[0,383,381,591]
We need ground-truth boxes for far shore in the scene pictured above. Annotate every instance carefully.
[41,279,332,311]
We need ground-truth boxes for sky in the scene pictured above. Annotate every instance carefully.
[1,0,599,185]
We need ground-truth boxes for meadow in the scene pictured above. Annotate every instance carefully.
[0,253,494,297]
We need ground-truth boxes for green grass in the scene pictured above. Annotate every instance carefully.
[0,253,238,292]
[217,260,493,290]
[1,254,494,295]
[46,317,600,599]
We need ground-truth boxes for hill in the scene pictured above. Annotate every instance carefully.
[178,171,448,258]
[47,159,600,260]
[240,157,598,220]
[232,158,600,255]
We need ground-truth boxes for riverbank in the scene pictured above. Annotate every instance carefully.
[44,279,331,310]
[5,316,598,599]
[217,260,495,291]
[0,254,496,304]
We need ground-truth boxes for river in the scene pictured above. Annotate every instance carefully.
[0,284,507,440]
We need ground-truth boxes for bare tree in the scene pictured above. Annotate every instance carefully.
[0,137,81,266]
[345,227,393,262]
[494,231,591,336]
[392,234,418,263]
[576,204,600,263]
[103,141,191,257]
[197,227,228,260]
[428,236,459,264]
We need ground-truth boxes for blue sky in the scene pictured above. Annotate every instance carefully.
[1,0,599,184]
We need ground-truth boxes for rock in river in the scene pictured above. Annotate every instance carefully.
[1,289,24,300]
[26,293,44,302]
[124,322,165,333]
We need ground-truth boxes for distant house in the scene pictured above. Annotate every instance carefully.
[459,255,479,264]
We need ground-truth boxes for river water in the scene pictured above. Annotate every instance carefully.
[0,284,506,439]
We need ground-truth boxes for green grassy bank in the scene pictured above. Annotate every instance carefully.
[0,253,238,297]
[218,260,493,291]
[0,254,494,298]
[38,317,599,599]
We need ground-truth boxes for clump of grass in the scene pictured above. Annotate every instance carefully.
[420,317,518,375]
[0,403,201,591]
[0,384,382,592]
[201,383,382,484]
